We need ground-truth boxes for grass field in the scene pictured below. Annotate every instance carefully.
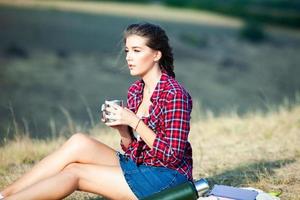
[1,103,299,199]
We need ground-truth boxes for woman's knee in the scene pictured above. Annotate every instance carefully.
[66,133,91,148]
[70,132,89,141]
[63,163,79,173]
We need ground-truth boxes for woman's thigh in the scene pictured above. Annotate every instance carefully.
[64,163,137,200]
[62,133,119,167]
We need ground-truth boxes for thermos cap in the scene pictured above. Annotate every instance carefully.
[194,178,210,196]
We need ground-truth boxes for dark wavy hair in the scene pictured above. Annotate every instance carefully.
[123,22,175,78]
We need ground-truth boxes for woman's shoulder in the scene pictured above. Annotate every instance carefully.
[163,76,191,99]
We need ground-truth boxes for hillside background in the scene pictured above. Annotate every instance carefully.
[1,0,300,138]
[94,0,300,28]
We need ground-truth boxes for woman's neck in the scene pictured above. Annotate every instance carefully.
[141,66,162,95]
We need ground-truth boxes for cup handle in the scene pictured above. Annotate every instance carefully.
[101,103,106,112]
[101,104,106,122]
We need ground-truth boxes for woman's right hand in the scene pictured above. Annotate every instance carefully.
[101,115,124,129]
[101,114,131,138]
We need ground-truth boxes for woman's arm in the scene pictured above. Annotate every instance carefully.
[134,119,156,149]
[117,126,134,149]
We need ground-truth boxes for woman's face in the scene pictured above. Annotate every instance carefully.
[125,35,160,77]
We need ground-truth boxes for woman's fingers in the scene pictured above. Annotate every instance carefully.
[105,104,121,113]
[105,121,119,126]
[103,104,134,126]
[111,103,122,109]
[104,106,114,113]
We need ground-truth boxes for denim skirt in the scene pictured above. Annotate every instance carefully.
[117,152,188,199]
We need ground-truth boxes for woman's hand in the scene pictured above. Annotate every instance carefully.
[103,103,139,129]
[101,112,126,133]
[101,104,136,145]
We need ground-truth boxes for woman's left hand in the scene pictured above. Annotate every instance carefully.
[104,103,139,129]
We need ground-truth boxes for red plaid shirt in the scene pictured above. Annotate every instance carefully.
[121,72,193,180]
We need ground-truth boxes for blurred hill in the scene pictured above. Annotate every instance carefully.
[0,1,300,138]
[93,0,300,28]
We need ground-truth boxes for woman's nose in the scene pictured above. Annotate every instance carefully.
[126,54,130,61]
[126,53,131,61]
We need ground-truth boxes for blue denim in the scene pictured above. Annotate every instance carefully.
[117,152,188,199]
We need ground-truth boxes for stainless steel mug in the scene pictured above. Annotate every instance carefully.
[101,100,123,123]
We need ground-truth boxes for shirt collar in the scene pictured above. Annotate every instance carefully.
[135,72,169,102]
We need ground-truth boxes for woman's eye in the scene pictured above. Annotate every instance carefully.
[124,49,140,53]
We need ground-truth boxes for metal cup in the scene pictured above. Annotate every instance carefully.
[101,99,123,123]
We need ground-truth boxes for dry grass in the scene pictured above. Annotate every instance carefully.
[1,105,299,199]
[190,105,300,199]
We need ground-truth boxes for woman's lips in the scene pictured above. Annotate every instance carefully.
[128,64,135,69]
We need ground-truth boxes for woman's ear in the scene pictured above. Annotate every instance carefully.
[154,51,162,62]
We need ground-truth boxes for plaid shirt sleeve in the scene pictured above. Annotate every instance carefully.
[149,90,192,166]
[120,138,138,157]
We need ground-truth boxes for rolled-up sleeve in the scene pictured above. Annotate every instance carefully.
[150,90,192,166]
[120,139,139,158]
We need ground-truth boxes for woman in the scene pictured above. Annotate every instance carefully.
[0,22,193,200]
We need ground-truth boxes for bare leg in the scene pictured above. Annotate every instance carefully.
[5,171,78,200]
[6,163,137,200]
[1,133,120,197]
